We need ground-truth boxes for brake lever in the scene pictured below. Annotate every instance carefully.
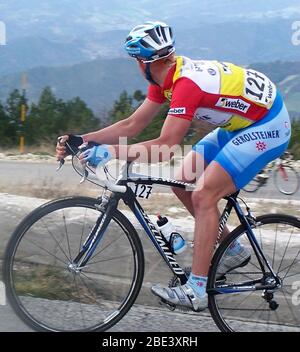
[80,163,89,184]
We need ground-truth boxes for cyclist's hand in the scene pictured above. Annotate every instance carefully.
[56,134,84,161]
[79,145,112,167]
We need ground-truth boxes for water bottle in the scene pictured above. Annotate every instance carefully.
[156,215,187,254]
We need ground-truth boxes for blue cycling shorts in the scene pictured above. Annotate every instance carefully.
[192,93,291,190]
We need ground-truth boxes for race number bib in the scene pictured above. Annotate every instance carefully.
[243,69,276,108]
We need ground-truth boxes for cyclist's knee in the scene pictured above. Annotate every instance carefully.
[191,186,216,210]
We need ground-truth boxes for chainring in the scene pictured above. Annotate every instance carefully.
[167,267,192,312]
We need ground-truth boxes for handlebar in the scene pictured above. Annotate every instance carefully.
[56,139,127,193]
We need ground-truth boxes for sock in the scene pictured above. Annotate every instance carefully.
[187,273,207,297]
[226,240,243,256]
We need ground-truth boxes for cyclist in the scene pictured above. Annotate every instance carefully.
[56,21,292,312]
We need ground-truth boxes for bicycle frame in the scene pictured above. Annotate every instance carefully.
[72,162,280,290]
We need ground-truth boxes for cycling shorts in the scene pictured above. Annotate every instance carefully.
[192,92,291,190]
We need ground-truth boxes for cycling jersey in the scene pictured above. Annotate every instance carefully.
[147,56,277,132]
[192,93,291,189]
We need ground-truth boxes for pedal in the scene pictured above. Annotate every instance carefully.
[158,298,176,311]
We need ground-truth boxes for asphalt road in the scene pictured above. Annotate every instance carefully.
[0,160,299,200]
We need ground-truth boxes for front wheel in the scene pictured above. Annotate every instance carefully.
[208,214,300,332]
[3,196,145,332]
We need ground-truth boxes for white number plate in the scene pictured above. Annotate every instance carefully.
[130,184,153,199]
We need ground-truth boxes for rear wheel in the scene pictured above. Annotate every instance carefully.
[208,214,300,332]
[3,196,145,332]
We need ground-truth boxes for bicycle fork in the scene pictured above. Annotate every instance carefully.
[68,196,117,272]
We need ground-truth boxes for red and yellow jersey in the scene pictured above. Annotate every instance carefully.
[147,56,277,131]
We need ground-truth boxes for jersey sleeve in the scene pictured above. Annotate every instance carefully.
[168,78,203,121]
[147,84,166,104]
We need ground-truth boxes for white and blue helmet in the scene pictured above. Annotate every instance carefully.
[125,21,175,62]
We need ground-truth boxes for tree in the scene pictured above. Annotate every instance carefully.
[108,90,135,124]
[107,89,168,143]
[63,97,100,134]
[25,87,100,146]
[0,101,10,146]
[4,89,27,146]
[289,118,300,159]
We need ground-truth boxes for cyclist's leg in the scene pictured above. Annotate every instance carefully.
[152,161,236,311]
[191,162,236,276]
[171,149,205,216]
[171,129,231,237]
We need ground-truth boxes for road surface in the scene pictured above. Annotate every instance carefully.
[0,160,299,200]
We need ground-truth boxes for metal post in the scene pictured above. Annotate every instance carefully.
[20,73,27,154]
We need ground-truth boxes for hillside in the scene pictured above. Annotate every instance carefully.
[251,61,300,116]
[0,58,147,114]
[0,57,299,117]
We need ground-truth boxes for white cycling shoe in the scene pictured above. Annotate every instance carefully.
[217,245,251,278]
[151,245,250,311]
[151,283,208,312]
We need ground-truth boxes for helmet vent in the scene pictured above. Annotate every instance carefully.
[140,39,151,48]
[161,28,168,42]
[145,28,161,44]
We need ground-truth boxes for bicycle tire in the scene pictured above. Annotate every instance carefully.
[274,165,300,195]
[3,196,145,332]
[242,178,261,193]
[208,214,300,332]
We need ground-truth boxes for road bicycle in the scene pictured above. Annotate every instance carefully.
[3,144,300,332]
[243,155,300,195]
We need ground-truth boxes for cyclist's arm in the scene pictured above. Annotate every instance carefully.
[111,115,192,163]
[82,98,162,144]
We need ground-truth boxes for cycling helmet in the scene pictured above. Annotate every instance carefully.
[125,21,175,63]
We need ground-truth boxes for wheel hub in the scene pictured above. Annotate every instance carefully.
[67,262,81,274]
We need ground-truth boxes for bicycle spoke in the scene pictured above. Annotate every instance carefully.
[280,249,300,279]
[88,233,124,262]
[79,208,88,252]
[218,289,255,312]
[283,272,300,279]
[41,218,71,263]
[73,273,86,330]
[244,298,266,321]
[19,236,69,266]
[272,224,278,268]
[62,210,72,261]
[78,274,104,306]
[277,226,294,274]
